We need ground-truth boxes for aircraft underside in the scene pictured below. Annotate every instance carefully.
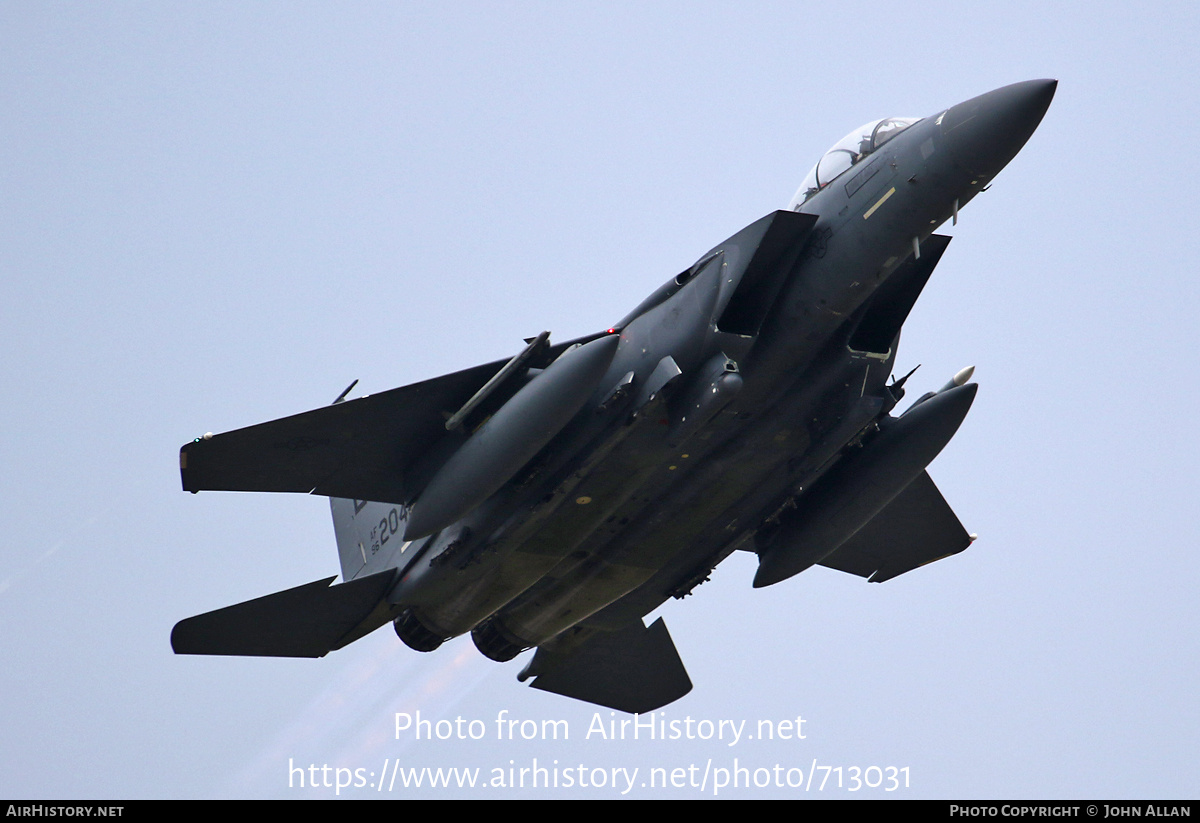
[172,79,1056,713]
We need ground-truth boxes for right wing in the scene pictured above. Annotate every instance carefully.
[179,332,607,505]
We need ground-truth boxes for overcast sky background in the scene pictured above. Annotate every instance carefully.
[2,2,1197,799]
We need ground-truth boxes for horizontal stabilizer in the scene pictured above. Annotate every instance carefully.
[819,471,971,582]
[180,332,609,505]
[520,618,692,713]
[171,570,396,657]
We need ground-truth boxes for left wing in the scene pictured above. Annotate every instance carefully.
[818,470,972,582]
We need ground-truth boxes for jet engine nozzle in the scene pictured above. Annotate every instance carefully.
[940,79,1056,178]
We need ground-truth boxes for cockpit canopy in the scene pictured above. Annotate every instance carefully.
[791,117,920,208]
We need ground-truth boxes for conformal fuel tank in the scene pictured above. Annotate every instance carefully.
[404,333,620,540]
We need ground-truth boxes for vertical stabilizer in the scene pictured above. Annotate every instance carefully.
[330,497,414,582]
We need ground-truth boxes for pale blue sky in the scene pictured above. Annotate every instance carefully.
[2,2,1197,798]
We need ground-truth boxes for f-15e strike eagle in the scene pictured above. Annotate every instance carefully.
[174,80,1056,712]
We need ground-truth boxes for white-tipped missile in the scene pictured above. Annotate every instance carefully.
[404,333,621,541]
[940,365,974,392]
[907,366,977,413]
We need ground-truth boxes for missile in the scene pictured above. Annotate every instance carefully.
[905,365,975,412]
[753,381,977,588]
[404,333,620,541]
[940,365,974,393]
[444,331,550,431]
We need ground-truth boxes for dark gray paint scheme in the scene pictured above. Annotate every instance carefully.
[174,81,1056,713]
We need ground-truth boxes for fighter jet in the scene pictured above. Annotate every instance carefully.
[174,80,1056,712]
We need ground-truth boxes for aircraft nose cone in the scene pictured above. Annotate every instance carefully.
[940,79,1056,178]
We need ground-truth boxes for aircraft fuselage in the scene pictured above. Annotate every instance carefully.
[384,80,1056,659]
[175,80,1056,711]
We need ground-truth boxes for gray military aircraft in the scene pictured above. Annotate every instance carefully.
[174,80,1056,712]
